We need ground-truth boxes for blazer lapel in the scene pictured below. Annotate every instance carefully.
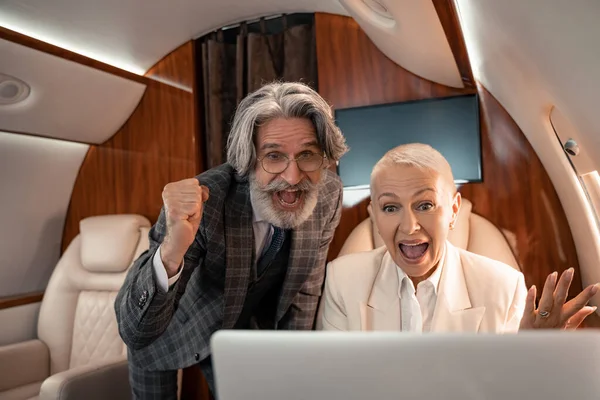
[360,251,401,331]
[275,211,320,321]
[430,242,485,332]
[222,176,254,329]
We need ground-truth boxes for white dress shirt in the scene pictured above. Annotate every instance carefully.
[152,203,273,292]
[396,246,445,332]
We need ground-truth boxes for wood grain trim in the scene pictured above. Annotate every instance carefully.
[61,41,200,252]
[0,292,44,310]
[459,85,582,301]
[581,312,600,329]
[61,81,198,251]
[431,0,475,88]
[191,40,205,174]
[181,366,214,400]
[146,42,195,92]
[0,26,147,84]
[314,13,474,114]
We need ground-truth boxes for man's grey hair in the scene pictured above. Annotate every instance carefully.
[371,143,456,192]
[226,81,348,176]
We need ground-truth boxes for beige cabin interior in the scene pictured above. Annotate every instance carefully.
[1,1,599,399]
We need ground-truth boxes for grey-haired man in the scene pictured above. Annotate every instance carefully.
[115,81,348,399]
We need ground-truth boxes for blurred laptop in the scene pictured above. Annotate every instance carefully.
[211,330,600,400]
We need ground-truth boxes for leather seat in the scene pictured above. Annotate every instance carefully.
[0,214,150,400]
[337,198,521,271]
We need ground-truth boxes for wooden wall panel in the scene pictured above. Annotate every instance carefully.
[62,41,200,251]
[315,13,473,111]
[61,40,214,399]
[431,0,475,88]
[460,87,582,299]
[146,41,196,91]
[315,13,582,299]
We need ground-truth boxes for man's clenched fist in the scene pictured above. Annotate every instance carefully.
[160,178,209,277]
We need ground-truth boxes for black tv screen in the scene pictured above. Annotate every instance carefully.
[334,94,482,188]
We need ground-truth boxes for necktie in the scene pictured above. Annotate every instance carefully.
[257,226,285,275]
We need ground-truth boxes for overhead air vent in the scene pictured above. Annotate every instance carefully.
[563,138,580,156]
[362,0,394,20]
[0,73,31,105]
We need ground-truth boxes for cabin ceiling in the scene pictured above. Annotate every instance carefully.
[1,0,597,160]
[0,38,146,143]
[0,0,464,88]
[0,0,466,145]
[0,0,349,74]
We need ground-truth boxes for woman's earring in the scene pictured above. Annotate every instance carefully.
[449,222,455,230]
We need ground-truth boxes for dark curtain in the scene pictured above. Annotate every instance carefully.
[196,14,318,169]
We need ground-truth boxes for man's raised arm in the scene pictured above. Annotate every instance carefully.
[114,179,209,349]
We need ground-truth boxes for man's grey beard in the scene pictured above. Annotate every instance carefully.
[249,172,320,229]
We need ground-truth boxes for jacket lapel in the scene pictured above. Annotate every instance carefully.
[430,242,485,332]
[222,176,254,329]
[275,211,320,321]
[360,250,401,331]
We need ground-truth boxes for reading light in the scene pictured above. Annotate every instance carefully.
[0,73,31,105]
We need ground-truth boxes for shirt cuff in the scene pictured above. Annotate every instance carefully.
[152,245,183,293]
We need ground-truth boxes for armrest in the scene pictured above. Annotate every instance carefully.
[39,356,131,400]
[0,339,50,392]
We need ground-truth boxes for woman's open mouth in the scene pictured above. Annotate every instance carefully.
[398,241,429,264]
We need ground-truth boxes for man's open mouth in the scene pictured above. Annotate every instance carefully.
[275,189,304,208]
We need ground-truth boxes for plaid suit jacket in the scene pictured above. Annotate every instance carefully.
[115,163,343,371]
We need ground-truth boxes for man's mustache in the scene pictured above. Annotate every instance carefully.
[262,178,315,193]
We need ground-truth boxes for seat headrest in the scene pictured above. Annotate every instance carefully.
[80,214,151,273]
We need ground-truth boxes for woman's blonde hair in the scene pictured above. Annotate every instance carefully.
[371,143,456,192]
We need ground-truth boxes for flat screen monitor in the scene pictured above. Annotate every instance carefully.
[334,94,482,188]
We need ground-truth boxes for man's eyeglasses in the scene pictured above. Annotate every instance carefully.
[258,151,327,174]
